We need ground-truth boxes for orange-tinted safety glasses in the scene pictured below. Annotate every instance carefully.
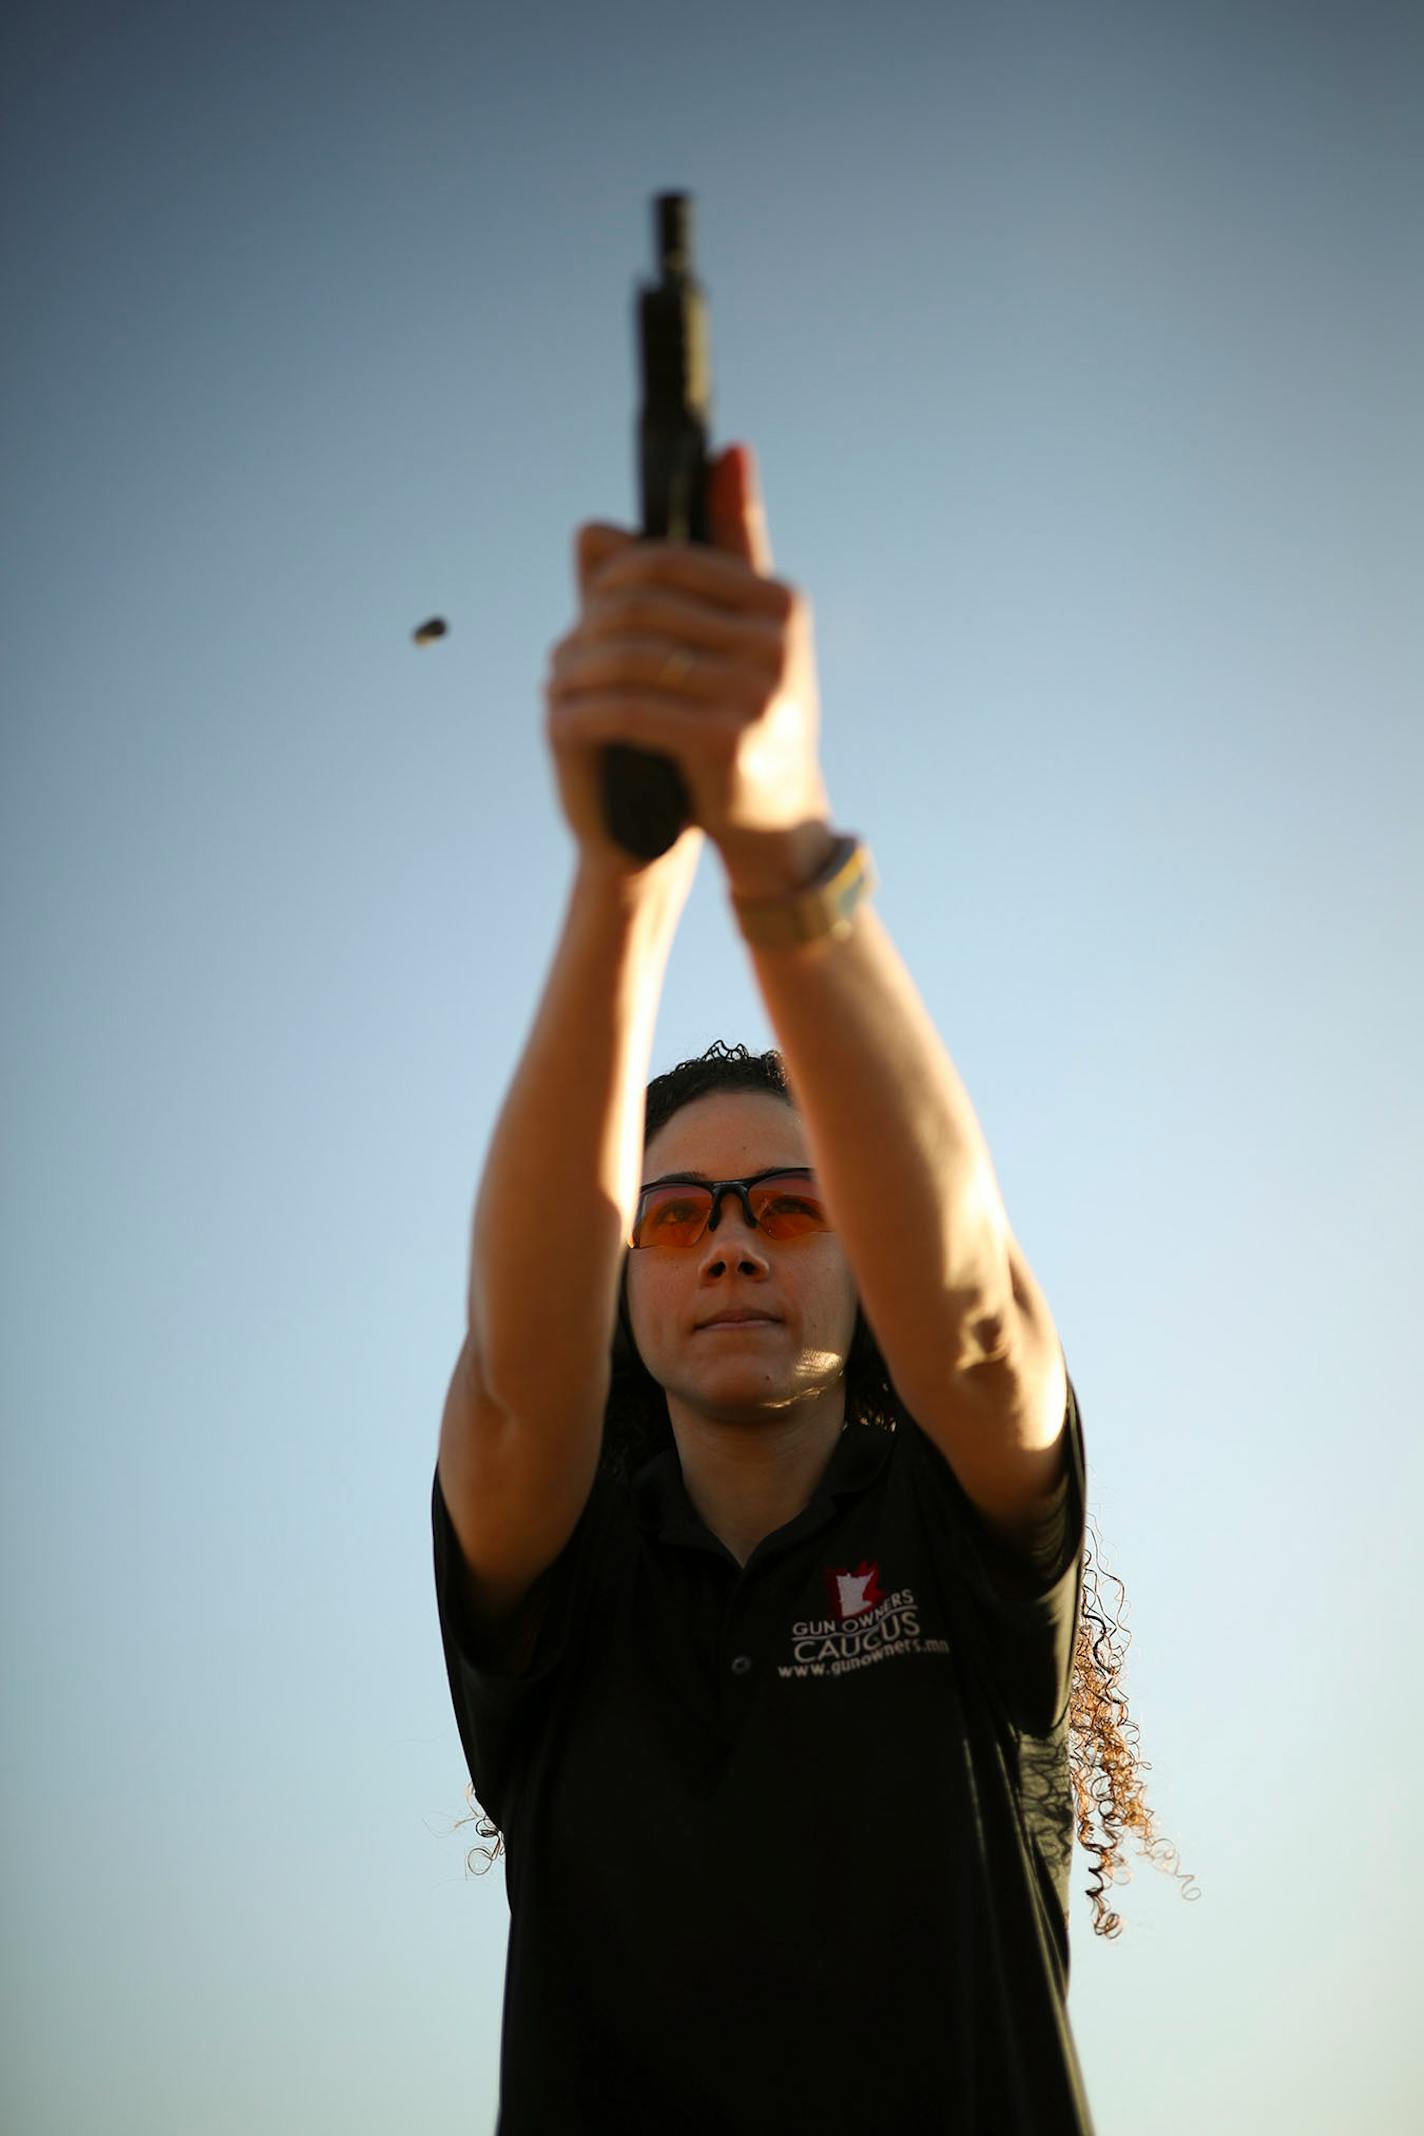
[630,1169,831,1249]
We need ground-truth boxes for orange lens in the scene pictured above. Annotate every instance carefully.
[635,1185,713,1247]
[747,1176,827,1237]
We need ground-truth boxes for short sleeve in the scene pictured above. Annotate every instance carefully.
[431,1461,611,1832]
[900,1363,1088,1737]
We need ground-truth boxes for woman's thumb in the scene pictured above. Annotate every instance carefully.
[708,443,773,573]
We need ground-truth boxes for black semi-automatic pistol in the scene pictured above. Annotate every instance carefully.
[598,191,716,861]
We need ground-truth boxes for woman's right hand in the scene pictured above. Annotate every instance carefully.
[543,521,705,900]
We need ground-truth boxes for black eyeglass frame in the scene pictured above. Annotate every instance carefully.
[629,1167,827,1250]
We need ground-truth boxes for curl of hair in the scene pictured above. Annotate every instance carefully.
[455,1041,1199,1937]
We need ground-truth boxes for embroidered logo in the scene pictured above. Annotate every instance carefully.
[777,1563,949,1680]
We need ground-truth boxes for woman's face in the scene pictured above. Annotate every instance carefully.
[626,1091,858,1424]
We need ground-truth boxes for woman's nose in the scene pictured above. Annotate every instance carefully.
[700,1214,768,1265]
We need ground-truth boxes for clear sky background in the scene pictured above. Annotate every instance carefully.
[3,2,1420,2131]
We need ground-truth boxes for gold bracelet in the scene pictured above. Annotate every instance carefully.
[730,832,876,950]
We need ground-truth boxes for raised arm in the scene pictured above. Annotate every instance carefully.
[438,519,702,1633]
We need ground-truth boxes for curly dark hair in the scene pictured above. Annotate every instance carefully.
[457,1040,1200,1937]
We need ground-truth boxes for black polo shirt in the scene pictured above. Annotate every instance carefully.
[432,1370,1096,2135]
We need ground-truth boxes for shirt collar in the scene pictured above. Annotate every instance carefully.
[631,1416,895,1551]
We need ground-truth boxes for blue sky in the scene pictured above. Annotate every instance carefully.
[3,2,1421,2130]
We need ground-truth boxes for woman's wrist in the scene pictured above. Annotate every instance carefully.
[718,820,840,903]
[573,828,704,936]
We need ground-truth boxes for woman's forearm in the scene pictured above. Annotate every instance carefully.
[468,858,686,1420]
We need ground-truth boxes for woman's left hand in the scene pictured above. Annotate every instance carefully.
[544,443,837,896]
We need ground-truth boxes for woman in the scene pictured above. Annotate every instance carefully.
[432,446,1187,2134]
